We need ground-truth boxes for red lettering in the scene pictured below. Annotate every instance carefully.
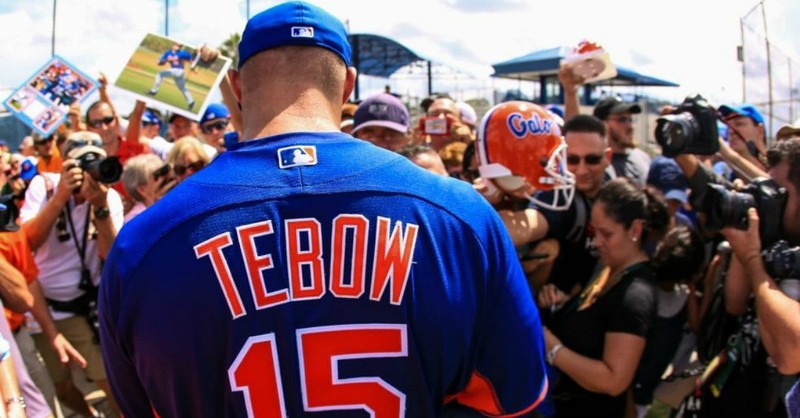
[236,221,288,310]
[194,233,245,318]
[370,217,419,305]
[330,215,368,299]
[285,219,325,300]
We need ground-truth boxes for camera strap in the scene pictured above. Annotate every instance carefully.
[63,202,94,292]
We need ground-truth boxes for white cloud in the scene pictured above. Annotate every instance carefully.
[1,0,797,117]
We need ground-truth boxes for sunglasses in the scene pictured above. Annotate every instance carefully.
[35,137,54,145]
[88,116,115,129]
[201,120,229,134]
[567,154,604,165]
[173,161,205,176]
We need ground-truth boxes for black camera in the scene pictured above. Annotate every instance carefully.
[0,194,20,233]
[76,153,122,184]
[655,94,720,157]
[701,177,786,246]
[762,240,800,280]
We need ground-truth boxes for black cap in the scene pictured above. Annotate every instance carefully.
[593,96,641,120]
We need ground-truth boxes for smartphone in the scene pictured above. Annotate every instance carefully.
[420,117,449,135]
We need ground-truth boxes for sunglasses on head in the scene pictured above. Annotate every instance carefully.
[201,120,229,134]
[88,116,115,129]
[567,154,604,165]
[173,161,205,176]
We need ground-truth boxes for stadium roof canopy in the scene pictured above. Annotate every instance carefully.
[348,33,433,100]
[491,46,679,87]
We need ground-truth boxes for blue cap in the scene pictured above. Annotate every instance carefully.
[19,157,37,181]
[238,1,351,69]
[718,104,764,125]
[545,104,564,119]
[647,156,688,204]
[142,110,161,126]
[200,103,231,125]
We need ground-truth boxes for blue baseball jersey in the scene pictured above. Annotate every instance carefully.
[159,49,193,69]
[100,133,548,418]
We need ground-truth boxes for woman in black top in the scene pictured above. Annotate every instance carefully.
[537,178,669,418]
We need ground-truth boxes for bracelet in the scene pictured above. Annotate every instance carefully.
[548,343,564,366]
[5,396,25,409]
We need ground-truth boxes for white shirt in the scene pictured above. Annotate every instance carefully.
[21,173,124,320]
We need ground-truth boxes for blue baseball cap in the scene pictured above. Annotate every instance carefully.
[19,157,38,181]
[200,103,231,125]
[647,156,688,204]
[238,1,351,69]
[142,110,161,126]
[718,104,764,125]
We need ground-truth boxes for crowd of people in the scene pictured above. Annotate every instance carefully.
[0,1,797,417]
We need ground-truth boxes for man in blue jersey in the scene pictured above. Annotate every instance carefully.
[100,2,549,417]
[147,42,196,110]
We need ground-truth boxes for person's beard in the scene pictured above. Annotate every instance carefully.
[610,128,635,150]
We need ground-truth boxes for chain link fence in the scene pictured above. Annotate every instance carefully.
[741,0,800,143]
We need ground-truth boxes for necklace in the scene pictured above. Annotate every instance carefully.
[577,258,649,311]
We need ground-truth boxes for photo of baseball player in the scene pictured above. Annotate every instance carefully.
[114,33,231,120]
[147,42,196,110]
[3,55,98,137]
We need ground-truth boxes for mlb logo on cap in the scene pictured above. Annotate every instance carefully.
[291,26,314,38]
[278,145,318,169]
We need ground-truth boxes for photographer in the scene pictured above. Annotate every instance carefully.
[20,131,123,417]
[656,96,800,416]
[720,137,800,410]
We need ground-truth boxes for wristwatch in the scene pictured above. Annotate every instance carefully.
[93,205,110,220]
[548,343,564,366]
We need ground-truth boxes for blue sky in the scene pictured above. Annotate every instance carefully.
[1,0,798,115]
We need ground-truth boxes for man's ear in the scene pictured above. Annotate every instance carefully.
[343,67,357,104]
[229,69,242,104]
[605,147,612,164]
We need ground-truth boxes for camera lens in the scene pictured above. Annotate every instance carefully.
[702,184,756,231]
[655,113,699,157]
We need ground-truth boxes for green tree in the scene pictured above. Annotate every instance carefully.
[220,32,241,69]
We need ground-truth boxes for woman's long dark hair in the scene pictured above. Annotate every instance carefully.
[595,177,670,248]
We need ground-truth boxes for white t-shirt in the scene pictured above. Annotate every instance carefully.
[21,173,124,320]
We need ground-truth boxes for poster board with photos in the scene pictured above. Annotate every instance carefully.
[3,56,98,137]
[114,33,232,121]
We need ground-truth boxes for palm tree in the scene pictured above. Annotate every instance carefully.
[220,33,241,69]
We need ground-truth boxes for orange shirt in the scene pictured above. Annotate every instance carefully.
[36,146,63,174]
[0,229,38,331]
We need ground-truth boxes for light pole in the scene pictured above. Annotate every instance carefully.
[51,0,57,56]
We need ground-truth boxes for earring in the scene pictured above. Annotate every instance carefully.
[631,236,638,242]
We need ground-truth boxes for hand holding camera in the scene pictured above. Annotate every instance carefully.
[720,208,762,267]
[80,174,109,208]
[56,159,84,203]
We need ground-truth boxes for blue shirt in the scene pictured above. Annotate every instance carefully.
[100,133,548,418]
[159,49,192,69]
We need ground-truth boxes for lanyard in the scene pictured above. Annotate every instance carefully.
[63,201,93,289]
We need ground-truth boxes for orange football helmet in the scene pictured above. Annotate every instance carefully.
[477,101,575,210]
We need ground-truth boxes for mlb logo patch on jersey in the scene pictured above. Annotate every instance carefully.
[291,26,314,38]
[278,145,318,169]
